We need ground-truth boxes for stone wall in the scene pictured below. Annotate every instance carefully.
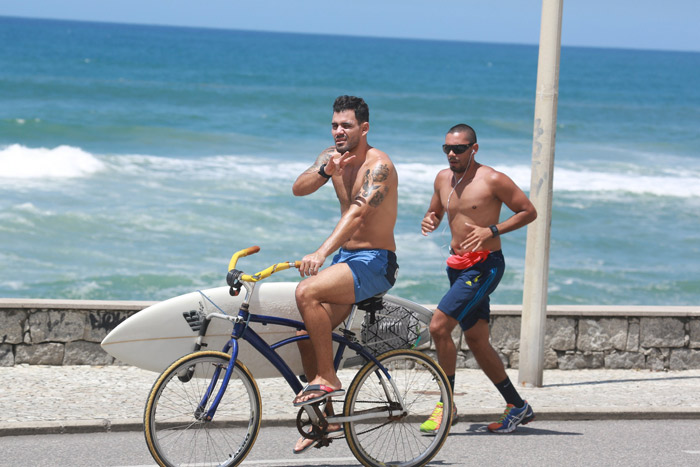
[0,299,147,366]
[438,305,700,371]
[2,299,699,370]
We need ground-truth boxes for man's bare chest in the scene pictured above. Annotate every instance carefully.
[441,182,497,217]
[335,167,369,205]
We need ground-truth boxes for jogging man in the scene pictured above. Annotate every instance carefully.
[420,123,537,434]
[291,95,399,453]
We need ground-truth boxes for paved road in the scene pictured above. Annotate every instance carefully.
[2,420,699,466]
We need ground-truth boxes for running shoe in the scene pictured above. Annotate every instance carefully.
[420,401,458,435]
[487,401,535,433]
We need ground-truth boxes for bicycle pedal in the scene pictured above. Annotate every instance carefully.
[315,437,332,448]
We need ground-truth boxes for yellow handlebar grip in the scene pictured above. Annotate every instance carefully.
[228,246,261,271]
[243,246,261,256]
[240,261,299,282]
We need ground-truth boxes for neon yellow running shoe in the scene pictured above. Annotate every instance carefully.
[420,402,458,434]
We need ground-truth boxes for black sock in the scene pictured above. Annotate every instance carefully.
[494,377,524,408]
[440,374,456,404]
[447,374,456,394]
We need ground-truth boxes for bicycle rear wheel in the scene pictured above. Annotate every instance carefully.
[343,349,452,467]
[144,351,262,467]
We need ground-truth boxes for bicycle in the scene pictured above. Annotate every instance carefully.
[143,246,453,467]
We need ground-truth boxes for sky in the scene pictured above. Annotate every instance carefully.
[1,0,699,52]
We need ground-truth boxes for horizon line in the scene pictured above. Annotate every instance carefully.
[3,14,699,55]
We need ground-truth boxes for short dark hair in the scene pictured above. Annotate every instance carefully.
[447,123,477,144]
[333,95,369,124]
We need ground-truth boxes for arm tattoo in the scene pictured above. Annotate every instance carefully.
[354,164,390,208]
[305,148,334,174]
[371,164,389,183]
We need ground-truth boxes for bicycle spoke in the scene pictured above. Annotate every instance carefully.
[144,352,262,467]
[344,350,452,467]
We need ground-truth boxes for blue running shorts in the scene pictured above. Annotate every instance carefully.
[330,248,399,303]
[437,250,505,331]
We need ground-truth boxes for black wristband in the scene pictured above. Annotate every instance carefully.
[489,224,499,238]
[318,163,332,179]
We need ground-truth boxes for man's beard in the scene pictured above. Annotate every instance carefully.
[336,142,353,153]
[449,154,472,174]
[336,136,358,153]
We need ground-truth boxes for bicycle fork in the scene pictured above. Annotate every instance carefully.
[191,338,241,421]
[192,308,248,422]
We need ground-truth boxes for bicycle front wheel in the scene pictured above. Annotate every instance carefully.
[144,351,262,467]
[344,349,452,467]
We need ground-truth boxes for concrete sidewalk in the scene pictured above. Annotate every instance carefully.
[2,365,700,437]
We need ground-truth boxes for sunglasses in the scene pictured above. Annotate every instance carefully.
[442,143,475,155]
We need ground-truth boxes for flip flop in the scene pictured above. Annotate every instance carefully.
[293,384,345,407]
[327,424,344,434]
[292,424,343,454]
[292,436,321,455]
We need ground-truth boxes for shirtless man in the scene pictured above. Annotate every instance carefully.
[420,123,537,434]
[291,96,399,453]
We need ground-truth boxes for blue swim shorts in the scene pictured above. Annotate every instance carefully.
[331,248,399,303]
[437,250,505,331]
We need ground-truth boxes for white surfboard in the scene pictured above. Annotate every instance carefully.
[101,282,433,379]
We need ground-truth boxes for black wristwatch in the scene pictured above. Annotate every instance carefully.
[489,224,500,238]
[318,163,332,179]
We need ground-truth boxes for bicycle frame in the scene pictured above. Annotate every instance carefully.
[195,280,404,424]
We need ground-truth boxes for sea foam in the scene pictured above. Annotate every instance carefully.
[548,166,700,198]
[397,162,700,198]
[0,144,105,179]
[2,143,696,198]
[491,164,700,198]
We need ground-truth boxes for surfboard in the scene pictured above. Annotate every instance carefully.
[101,282,433,379]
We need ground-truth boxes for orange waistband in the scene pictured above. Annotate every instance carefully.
[446,250,490,270]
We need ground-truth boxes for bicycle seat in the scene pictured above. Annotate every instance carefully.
[355,293,386,325]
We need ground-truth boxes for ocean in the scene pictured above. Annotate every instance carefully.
[1,16,699,306]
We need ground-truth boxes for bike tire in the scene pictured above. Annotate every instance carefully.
[343,349,452,467]
[144,351,262,467]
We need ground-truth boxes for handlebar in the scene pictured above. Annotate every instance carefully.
[240,260,301,282]
[227,246,301,289]
[227,246,261,271]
